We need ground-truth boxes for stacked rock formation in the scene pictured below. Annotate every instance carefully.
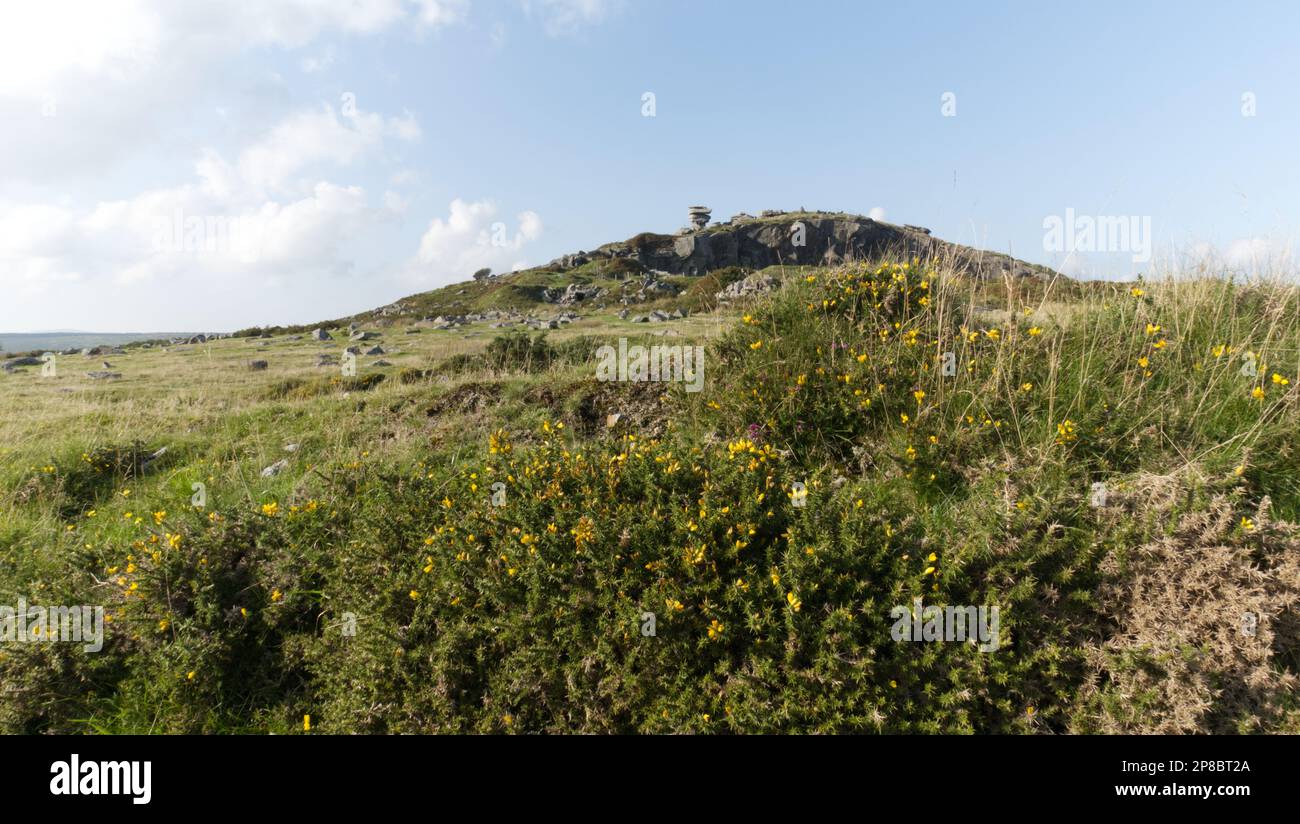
[687,206,712,231]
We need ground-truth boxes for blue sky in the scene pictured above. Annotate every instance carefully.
[2,0,1298,332]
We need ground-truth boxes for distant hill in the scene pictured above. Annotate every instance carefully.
[0,332,196,356]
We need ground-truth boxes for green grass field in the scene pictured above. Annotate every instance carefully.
[1,261,1297,733]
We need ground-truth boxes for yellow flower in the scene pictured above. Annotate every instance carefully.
[1130,287,1144,297]
[1252,386,1266,401]
[1271,373,1290,386]
[408,589,420,600]
[152,510,166,525]
[1020,382,1033,392]
[1028,326,1042,336]
[271,589,282,602]
[1145,323,1161,336]
[749,340,763,350]
[261,502,279,517]
[1241,517,1255,531]
[1137,356,1149,368]
[186,671,195,681]
[786,591,802,612]
[707,619,725,640]
[488,429,512,455]
[913,390,925,403]
[303,714,311,732]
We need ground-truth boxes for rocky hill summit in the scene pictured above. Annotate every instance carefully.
[542,208,1055,280]
[330,208,1059,329]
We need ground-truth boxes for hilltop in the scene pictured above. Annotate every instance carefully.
[332,210,1059,329]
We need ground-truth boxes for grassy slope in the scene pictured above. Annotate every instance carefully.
[0,261,1297,733]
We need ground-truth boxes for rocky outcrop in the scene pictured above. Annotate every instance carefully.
[543,212,1054,280]
[542,283,606,304]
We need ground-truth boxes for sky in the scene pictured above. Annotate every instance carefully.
[2,0,1298,332]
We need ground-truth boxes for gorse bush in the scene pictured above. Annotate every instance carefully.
[2,261,1297,733]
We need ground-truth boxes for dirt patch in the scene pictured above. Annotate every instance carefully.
[561,378,674,437]
[425,381,503,417]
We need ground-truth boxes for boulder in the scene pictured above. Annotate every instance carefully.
[2,356,44,371]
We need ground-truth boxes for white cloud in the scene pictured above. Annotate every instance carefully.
[0,100,417,323]
[236,104,420,191]
[0,1,455,183]
[522,0,613,36]
[300,46,337,74]
[413,0,470,27]
[414,198,544,282]
[1182,236,1297,279]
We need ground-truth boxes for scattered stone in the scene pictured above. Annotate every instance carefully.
[717,273,781,302]
[2,356,44,371]
[284,444,300,452]
[85,371,122,380]
[248,360,269,371]
[364,346,385,356]
[371,360,392,367]
[260,459,289,478]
